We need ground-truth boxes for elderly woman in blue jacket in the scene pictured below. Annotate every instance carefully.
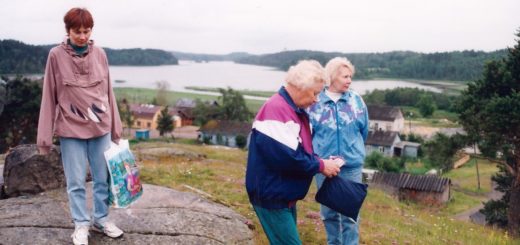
[246,60,342,245]
[308,57,369,245]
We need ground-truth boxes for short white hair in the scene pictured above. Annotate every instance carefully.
[285,60,327,89]
[325,57,355,86]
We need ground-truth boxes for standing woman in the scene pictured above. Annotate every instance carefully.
[37,8,124,245]
[308,57,369,245]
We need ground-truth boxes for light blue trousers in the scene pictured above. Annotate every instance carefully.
[315,167,362,245]
[60,133,111,227]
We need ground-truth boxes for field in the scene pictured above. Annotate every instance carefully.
[114,87,265,112]
[134,141,518,245]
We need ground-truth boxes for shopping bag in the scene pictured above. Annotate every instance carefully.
[315,176,368,222]
[104,139,143,208]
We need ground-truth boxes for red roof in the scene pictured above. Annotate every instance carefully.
[129,104,162,119]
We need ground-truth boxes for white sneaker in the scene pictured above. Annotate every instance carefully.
[92,221,124,238]
[71,225,89,245]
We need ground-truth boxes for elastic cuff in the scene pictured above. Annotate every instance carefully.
[318,159,324,173]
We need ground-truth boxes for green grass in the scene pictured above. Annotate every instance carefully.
[401,106,460,127]
[405,160,431,175]
[135,141,518,245]
[114,87,265,113]
[444,158,498,195]
[115,87,218,104]
[185,86,276,98]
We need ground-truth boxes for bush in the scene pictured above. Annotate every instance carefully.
[235,135,247,148]
[365,152,404,172]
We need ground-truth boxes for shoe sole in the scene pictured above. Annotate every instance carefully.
[91,226,124,239]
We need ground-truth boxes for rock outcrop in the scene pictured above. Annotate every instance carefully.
[0,183,254,244]
[3,144,65,198]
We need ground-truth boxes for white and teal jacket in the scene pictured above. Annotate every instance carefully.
[308,89,369,169]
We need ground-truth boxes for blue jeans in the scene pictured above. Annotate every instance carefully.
[253,205,302,245]
[60,133,111,227]
[315,167,362,245]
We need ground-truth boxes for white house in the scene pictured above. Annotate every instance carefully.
[368,105,404,132]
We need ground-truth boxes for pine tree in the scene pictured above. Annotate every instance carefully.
[156,106,173,137]
[457,29,520,236]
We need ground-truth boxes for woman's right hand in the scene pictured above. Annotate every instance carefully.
[321,159,340,178]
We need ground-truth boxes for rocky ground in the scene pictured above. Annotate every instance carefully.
[0,183,253,244]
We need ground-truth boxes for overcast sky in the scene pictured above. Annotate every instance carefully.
[1,0,519,54]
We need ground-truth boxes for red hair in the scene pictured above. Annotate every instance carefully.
[63,8,94,32]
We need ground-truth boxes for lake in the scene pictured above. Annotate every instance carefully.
[109,60,441,96]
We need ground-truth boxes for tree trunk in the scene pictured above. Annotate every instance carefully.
[509,168,520,237]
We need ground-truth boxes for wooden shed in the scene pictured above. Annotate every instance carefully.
[370,172,451,205]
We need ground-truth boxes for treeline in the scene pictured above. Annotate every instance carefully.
[105,48,178,66]
[0,40,48,74]
[363,87,456,112]
[0,39,179,74]
[235,49,507,81]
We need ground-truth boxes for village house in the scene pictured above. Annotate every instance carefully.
[365,130,400,157]
[198,120,252,148]
[129,104,162,130]
[365,130,421,158]
[370,172,451,205]
[129,99,198,130]
[394,141,421,158]
[368,105,404,132]
[364,105,421,158]
[169,98,196,128]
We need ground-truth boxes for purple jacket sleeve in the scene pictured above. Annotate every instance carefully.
[36,51,58,154]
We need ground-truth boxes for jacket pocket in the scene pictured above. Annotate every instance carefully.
[61,76,109,123]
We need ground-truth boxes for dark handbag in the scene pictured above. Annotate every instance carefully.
[315,176,368,221]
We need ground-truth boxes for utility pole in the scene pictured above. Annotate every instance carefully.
[475,143,481,190]
[408,112,413,133]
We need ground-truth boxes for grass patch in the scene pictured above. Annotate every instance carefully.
[114,87,265,113]
[444,158,497,195]
[405,160,431,175]
[185,86,276,98]
[135,142,518,244]
[439,190,484,216]
[401,106,459,127]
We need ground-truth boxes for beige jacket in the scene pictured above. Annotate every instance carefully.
[37,39,122,153]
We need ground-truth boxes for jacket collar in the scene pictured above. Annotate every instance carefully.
[319,87,352,104]
[60,37,94,56]
[278,86,306,115]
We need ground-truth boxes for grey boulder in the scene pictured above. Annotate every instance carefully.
[0,183,253,244]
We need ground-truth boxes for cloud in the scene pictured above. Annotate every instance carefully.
[0,0,519,53]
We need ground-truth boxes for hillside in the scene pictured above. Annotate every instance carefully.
[0,39,179,74]
[135,141,518,244]
[235,49,507,81]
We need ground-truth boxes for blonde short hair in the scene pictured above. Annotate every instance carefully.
[325,57,355,86]
[285,60,327,89]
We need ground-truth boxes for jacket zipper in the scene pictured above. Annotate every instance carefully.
[334,102,341,156]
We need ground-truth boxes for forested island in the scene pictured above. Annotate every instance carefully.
[0,39,179,74]
[235,49,507,81]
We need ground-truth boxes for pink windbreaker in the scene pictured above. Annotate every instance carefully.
[37,39,122,153]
